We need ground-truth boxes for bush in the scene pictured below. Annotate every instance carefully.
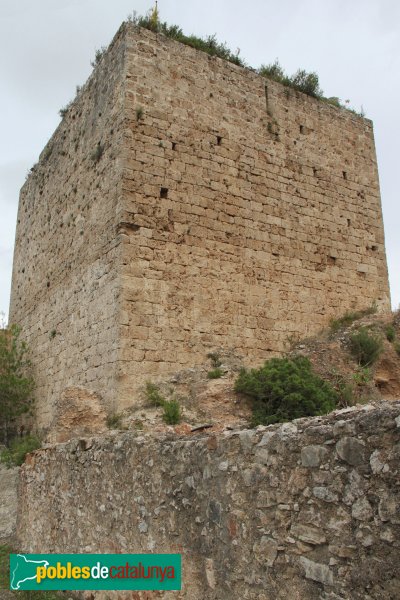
[207,352,222,368]
[145,382,165,407]
[207,368,223,379]
[337,382,355,408]
[349,328,383,367]
[324,96,342,108]
[386,325,396,342]
[259,61,322,98]
[106,413,123,429]
[135,106,144,121]
[235,356,337,426]
[394,341,400,357]
[162,399,181,425]
[259,60,290,85]
[90,46,106,68]
[144,382,181,425]
[290,69,322,98]
[0,324,35,445]
[0,435,41,467]
[59,100,73,118]
[329,304,377,333]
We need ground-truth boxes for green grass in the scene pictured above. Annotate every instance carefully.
[207,368,223,379]
[144,383,181,425]
[385,325,396,342]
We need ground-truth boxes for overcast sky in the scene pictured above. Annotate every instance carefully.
[1,0,399,320]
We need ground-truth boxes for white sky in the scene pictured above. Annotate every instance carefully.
[1,0,399,320]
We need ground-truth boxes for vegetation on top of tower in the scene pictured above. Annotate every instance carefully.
[126,8,364,114]
[259,61,323,99]
[127,10,244,66]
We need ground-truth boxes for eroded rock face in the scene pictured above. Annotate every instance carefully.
[17,401,400,599]
[48,386,107,443]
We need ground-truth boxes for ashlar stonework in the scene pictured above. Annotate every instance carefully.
[9,23,391,430]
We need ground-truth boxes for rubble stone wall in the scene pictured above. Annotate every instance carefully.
[17,402,400,599]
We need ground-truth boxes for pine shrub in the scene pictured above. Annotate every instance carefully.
[235,356,337,426]
[162,399,181,425]
[349,328,382,367]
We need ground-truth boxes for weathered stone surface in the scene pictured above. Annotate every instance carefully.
[378,494,399,523]
[301,444,328,467]
[253,536,278,566]
[333,418,356,437]
[9,22,391,430]
[300,557,334,586]
[313,486,339,503]
[16,402,400,599]
[291,523,326,545]
[336,437,366,465]
[352,497,373,521]
[369,449,389,474]
[48,386,107,443]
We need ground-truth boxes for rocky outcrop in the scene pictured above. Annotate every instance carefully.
[47,386,107,443]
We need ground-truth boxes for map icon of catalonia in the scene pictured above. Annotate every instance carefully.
[10,554,49,590]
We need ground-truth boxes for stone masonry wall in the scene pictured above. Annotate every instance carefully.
[17,401,400,599]
[10,23,391,422]
[9,27,128,429]
[117,25,390,404]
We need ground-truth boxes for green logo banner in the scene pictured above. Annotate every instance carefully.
[10,554,181,591]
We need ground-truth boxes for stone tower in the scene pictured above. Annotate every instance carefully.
[9,23,391,430]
